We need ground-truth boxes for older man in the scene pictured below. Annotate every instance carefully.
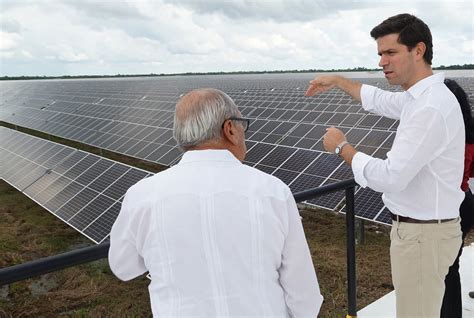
[108,88,323,317]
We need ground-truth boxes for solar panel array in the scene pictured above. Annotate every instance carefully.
[1,73,473,229]
[0,127,152,243]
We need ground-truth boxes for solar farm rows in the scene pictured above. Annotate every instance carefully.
[1,73,473,241]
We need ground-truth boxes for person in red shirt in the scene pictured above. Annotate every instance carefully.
[441,79,474,318]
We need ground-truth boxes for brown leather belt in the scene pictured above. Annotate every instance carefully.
[391,213,457,224]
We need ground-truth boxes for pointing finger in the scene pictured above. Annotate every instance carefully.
[305,85,318,96]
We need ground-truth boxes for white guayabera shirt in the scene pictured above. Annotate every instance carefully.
[109,149,323,317]
[352,72,465,220]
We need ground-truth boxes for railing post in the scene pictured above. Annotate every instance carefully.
[356,219,365,245]
[346,186,357,317]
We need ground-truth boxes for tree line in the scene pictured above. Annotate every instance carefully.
[1,64,472,81]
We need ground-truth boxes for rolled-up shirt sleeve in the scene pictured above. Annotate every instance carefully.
[351,151,373,188]
[278,192,323,317]
[352,107,447,193]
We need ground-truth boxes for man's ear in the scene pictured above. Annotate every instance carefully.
[222,120,239,146]
[414,42,426,62]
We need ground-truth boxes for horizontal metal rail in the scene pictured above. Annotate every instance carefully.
[293,178,356,202]
[0,178,358,317]
[0,242,110,286]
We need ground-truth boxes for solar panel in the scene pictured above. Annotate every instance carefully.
[308,178,346,209]
[0,127,153,243]
[340,187,386,220]
[2,74,472,226]
[82,201,122,242]
[376,208,392,225]
[288,173,325,194]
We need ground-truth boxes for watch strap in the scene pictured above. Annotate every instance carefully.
[335,141,349,155]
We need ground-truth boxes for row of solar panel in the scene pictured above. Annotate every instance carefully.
[0,127,152,243]
[0,103,394,161]
[1,127,391,246]
[244,139,391,224]
[7,74,471,229]
[0,75,391,101]
[0,107,393,182]
[2,74,471,99]
[2,88,400,132]
[0,76,402,227]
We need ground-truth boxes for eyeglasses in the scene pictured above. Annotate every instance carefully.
[222,117,250,132]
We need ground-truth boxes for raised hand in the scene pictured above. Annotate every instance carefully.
[305,75,339,96]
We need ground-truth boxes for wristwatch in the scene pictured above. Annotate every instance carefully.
[335,141,349,156]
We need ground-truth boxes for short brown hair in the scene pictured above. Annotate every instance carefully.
[370,13,433,65]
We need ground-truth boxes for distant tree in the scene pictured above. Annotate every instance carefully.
[1,64,472,80]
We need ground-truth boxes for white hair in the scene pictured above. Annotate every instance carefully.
[173,88,240,150]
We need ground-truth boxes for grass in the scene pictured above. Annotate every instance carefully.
[0,179,400,318]
[0,180,152,317]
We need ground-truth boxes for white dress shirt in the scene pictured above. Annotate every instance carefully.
[109,149,323,317]
[352,72,465,220]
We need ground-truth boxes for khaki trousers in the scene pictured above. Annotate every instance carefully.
[390,218,461,318]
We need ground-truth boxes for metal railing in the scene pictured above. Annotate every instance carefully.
[0,178,358,317]
[294,178,357,318]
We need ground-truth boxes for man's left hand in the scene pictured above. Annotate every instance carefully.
[323,127,346,153]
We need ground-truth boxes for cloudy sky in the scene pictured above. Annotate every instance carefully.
[1,0,472,76]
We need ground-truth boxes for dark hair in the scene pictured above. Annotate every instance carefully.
[370,13,433,65]
[445,79,474,143]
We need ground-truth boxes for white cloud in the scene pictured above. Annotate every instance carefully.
[0,31,22,51]
[164,0,373,22]
[47,44,89,63]
[0,51,15,59]
[0,17,22,33]
[462,40,473,54]
[0,0,472,76]
[20,50,33,59]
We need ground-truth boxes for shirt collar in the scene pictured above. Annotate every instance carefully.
[407,72,445,99]
[178,149,241,165]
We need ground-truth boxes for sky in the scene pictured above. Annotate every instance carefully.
[0,0,472,77]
